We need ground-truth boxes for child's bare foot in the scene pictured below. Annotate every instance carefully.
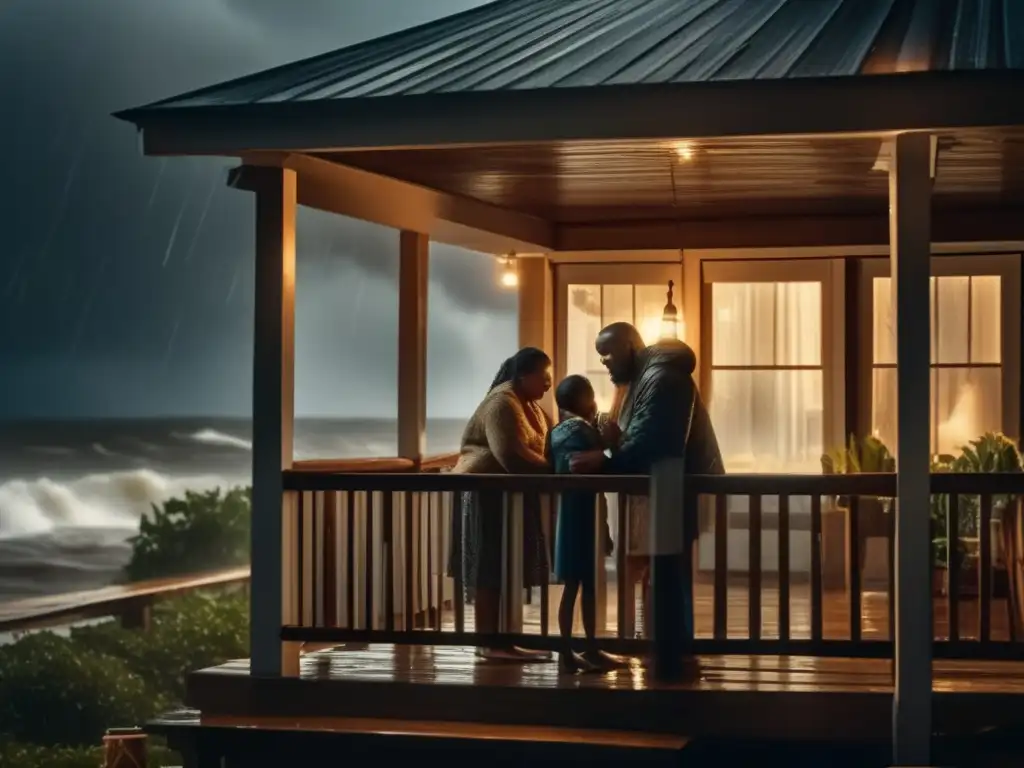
[558,651,599,674]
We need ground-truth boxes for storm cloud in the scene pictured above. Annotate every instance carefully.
[0,0,515,419]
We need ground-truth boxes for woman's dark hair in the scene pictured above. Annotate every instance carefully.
[488,347,551,392]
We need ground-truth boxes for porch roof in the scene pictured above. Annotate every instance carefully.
[114,0,1024,156]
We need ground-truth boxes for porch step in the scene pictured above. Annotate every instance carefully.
[149,709,689,766]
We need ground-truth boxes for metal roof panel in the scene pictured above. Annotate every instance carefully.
[129,0,1024,113]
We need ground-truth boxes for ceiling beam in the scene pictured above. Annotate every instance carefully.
[556,209,1024,251]
[228,153,555,253]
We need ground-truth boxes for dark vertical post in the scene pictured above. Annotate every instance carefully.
[650,457,687,682]
[889,131,934,766]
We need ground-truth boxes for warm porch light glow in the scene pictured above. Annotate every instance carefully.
[498,253,518,288]
[674,141,695,161]
[660,280,679,340]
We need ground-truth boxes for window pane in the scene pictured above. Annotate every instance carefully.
[635,284,678,345]
[603,284,633,327]
[935,276,970,364]
[774,282,821,365]
[566,285,602,377]
[711,283,776,366]
[872,277,895,365]
[970,276,1001,363]
[710,369,823,473]
[936,367,1002,455]
[872,366,1003,455]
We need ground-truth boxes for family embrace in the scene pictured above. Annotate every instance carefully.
[448,321,724,675]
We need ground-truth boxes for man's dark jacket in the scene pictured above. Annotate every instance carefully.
[605,340,724,478]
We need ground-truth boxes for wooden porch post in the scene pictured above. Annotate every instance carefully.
[398,231,429,463]
[396,231,429,628]
[889,132,933,765]
[250,166,298,678]
[516,255,555,634]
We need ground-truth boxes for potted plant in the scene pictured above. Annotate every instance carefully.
[930,432,1023,597]
[820,435,895,589]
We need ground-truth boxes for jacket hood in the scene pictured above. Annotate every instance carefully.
[642,339,697,377]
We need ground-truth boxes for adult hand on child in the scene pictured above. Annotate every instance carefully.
[599,420,621,446]
[569,450,606,474]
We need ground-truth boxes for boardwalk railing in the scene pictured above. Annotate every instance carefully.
[280,470,1024,661]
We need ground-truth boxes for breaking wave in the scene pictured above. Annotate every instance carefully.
[178,428,253,451]
[0,469,238,539]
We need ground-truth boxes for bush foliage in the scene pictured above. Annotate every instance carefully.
[1,482,253,767]
[124,486,251,581]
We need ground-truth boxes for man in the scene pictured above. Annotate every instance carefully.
[570,321,723,672]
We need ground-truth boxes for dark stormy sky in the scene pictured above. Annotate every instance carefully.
[0,0,515,420]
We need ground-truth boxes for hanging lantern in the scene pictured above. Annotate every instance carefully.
[498,252,518,288]
[660,280,679,340]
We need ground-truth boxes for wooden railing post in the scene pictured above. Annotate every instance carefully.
[248,165,298,678]
[889,131,934,766]
[650,458,689,682]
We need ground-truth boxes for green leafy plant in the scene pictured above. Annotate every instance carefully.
[0,632,154,747]
[0,740,177,768]
[124,486,251,581]
[821,434,895,509]
[931,433,1024,569]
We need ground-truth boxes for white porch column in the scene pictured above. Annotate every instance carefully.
[889,132,933,765]
[397,231,429,463]
[250,166,298,678]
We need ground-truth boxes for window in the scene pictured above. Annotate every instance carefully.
[705,263,832,474]
[869,266,1013,455]
[558,264,683,412]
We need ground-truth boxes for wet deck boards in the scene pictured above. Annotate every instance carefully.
[189,582,1024,742]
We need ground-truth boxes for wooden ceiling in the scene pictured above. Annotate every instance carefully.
[318,127,1024,224]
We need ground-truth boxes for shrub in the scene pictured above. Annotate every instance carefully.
[72,590,250,703]
[124,486,251,581]
[0,632,154,747]
[0,740,177,768]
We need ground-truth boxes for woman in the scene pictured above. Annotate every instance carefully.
[450,347,553,661]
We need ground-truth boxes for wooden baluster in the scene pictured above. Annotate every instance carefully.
[748,494,762,642]
[539,492,553,637]
[434,492,444,631]
[778,494,791,643]
[848,495,862,643]
[384,492,395,632]
[426,491,435,630]
[810,494,824,644]
[888,505,896,642]
[364,492,375,631]
[451,492,465,634]
[946,493,960,642]
[323,491,338,627]
[615,493,631,638]
[345,491,355,629]
[297,491,305,627]
[713,494,728,640]
[979,493,993,643]
[404,491,415,632]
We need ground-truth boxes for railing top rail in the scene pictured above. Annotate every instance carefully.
[0,566,251,634]
[291,452,458,474]
[283,469,1024,496]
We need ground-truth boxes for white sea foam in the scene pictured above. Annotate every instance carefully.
[0,469,239,539]
[178,428,253,451]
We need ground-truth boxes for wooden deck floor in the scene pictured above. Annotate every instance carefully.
[189,582,1024,742]
[489,578,1014,642]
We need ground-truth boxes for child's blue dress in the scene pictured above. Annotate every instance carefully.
[550,416,602,582]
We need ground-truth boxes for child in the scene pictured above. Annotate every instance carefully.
[549,375,618,674]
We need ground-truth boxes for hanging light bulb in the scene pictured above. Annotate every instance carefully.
[499,252,519,288]
[660,280,679,340]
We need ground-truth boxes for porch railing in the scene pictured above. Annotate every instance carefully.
[279,470,1024,662]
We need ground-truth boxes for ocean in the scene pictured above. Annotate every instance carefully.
[0,417,465,601]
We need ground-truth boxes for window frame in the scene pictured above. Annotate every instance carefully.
[858,254,1021,448]
[700,258,846,455]
[554,262,684,388]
